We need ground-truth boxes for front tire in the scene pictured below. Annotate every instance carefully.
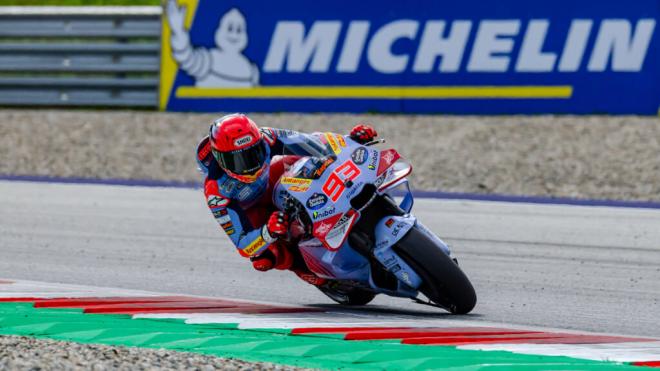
[393,226,477,314]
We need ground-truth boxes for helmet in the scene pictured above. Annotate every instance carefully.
[209,113,269,183]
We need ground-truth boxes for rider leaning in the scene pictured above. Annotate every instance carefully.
[196,113,377,286]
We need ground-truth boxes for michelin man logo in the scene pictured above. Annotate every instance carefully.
[166,0,259,87]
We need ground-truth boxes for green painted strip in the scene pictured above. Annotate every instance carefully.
[0,303,643,370]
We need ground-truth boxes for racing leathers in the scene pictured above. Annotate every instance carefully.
[197,127,330,283]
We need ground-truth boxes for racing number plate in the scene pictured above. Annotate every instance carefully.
[322,159,361,202]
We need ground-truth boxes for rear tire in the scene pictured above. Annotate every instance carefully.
[317,284,376,306]
[393,226,477,314]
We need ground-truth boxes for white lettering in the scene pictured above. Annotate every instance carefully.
[234,135,252,146]
[367,20,419,73]
[264,21,341,73]
[516,20,556,72]
[337,21,370,73]
[467,20,520,72]
[558,20,592,72]
[263,17,655,75]
[588,19,656,72]
[413,20,471,73]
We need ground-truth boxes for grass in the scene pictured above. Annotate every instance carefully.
[0,0,161,5]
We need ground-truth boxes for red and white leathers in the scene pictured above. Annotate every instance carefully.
[196,125,377,285]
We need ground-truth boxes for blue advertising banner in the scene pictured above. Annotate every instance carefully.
[160,0,659,114]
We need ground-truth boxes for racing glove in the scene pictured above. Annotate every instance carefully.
[251,212,292,272]
[350,124,378,144]
[265,211,289,239]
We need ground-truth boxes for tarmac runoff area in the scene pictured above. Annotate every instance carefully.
[1,180,660,369]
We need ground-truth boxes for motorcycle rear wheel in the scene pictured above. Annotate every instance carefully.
[393,226,477,314]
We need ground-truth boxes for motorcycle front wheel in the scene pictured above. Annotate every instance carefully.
[393,225,477,314]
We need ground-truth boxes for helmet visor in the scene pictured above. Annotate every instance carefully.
[214,140,267,176]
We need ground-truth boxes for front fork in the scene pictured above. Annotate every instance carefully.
[368,179,453,296]
[371,214,423,294]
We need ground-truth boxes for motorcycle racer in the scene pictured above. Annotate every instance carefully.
[196,113,377,285]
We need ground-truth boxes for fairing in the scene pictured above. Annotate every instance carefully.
[273,135,441,296]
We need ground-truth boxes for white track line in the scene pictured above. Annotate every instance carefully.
[458,342,660,362]
[0,280,157,298]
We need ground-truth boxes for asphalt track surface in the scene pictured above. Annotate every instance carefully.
[1,180,659,338]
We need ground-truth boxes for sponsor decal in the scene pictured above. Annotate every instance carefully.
[374,174,386,188]
[217,215,231,224]
[281,129,298,138]
[382,151,395,165]
[385,218,395,227]
[312,213,343,239]
[161,0,660,115]
[221,221,233,230]
[312,206,336,220]
[322,159,361,202]
[315,221,333,235]
[259,18,655,77]
[376,149,401,176]
[234,135,253,147]
[326,227,344,240]
[368,150,378,170]
[282,176,313,192]
[243,237,267,256]
[392,222,406,237]
[346,181,364,199]
[324,133,342,154]
[213,210,231,222]
[374,167,393,189]
[225,228,235,235]
[326,213,353,240]
[288,185,310,192]
[238,186,253,200]
[351,147,368,165]
[207,195,229,208]
[375,239,389,249]
[334,213,352,230]
[383,256,397,266]
[313,156,335,177]
[281,177,313,186]
[212,208,228,217]
[306,193,328,210]
[401,271,412,286]
[335,134,347,147]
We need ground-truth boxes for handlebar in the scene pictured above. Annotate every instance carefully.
[364,138,386,147]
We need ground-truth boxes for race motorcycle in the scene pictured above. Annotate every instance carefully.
[271,133,476,314]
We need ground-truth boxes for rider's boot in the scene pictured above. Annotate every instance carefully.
[255,241,327,286]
